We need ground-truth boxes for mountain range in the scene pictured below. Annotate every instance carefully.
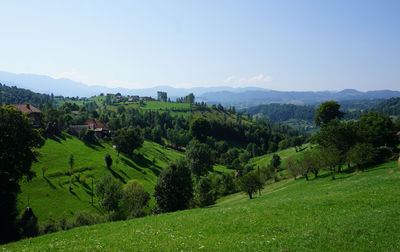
[1,71,399,107]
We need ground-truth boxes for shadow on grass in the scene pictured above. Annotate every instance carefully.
[79,180,90,190]
[121,158,142,172]
[118,169,129,178]
[70,190,80,200]
[84,141,105,150]
[44,177,57,190]
[108,168,126,183]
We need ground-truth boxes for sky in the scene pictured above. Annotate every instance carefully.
[0,0,399,91]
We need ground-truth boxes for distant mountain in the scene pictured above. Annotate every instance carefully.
[198,89,400,107]
[1,71,399,106]
[0,71,265,98]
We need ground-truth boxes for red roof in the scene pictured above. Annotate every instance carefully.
[85,119,109,131]
[11,104,41,114]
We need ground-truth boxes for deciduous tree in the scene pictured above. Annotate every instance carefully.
[0,106,44,243]
[154,160,193,213]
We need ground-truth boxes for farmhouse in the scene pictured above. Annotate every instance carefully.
[11,104,42,127]
[85,119,110,137]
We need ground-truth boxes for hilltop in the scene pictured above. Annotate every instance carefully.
[3,160,399,251]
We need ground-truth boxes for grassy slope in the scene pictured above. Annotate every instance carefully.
[17,133,184,221]
[4,161,400,251]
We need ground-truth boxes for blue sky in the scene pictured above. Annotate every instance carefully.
[0,0,399,91]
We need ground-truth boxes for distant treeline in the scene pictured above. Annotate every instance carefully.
[0,83,52,106]
[243,98,400,123]
[244,103,316,122]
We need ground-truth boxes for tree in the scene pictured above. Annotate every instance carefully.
[358,112,399,149]
[314,101,344,127]
[190,117,210,142]
[0,106,44,243]
[194,177,215,207]
[319,146,342,180]
[112,128,144,155]
[95,175,123,213]
[122,180,150,218]
[347,143,377,171]
[295,151,322,180]
[286,157,301,180]
[69,154,74,171]
[104,154,113,169]
[185,139,213,180]
[270,154,281,172]
[312,120,357,172]
[153,160,193,213]
[239,171,263,199]
[187,93,195,104]
[292,136,303,152]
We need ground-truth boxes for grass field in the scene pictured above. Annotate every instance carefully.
[17,133,184,221]
[4,160,399,251]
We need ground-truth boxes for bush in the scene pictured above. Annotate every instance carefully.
[122,180,150,218]
[95,175,123,212]
[69,212,103,228]
[220,173,238,196]
[194,177,216,207]
[39,215,59,235]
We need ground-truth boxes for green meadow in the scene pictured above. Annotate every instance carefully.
[17,133,184,221]
[3,161,399,251]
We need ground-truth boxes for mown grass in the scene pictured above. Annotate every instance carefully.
[17,133,184,221]
[4,161,399,251]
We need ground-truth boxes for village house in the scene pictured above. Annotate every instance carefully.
[69,119,110,138]
[128,96,140,102]
[85,119,110,138]
[140,96,154,101]
[11,104,42,127]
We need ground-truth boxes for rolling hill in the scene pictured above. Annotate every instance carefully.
[3,160,399,251]
[17,133,185,221]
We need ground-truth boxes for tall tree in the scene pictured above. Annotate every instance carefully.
[0,106,44,243]
[112,128,144,155]
[185,139,213,180]
[104,153,113,169]
[358,112,399,148]
[190,117,210,142]
[314,101,344,127]
[154,160,193,213]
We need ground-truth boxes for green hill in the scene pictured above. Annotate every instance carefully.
[3,161,399,251]
[17,133,184,221]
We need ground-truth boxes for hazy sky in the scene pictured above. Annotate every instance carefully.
[0,0,399,91]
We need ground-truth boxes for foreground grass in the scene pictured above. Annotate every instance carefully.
[4,161,400,251]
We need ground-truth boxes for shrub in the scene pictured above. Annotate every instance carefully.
[122,180,150,218]
[194,177,215,207]
[39,215,59,235]
[69,212,103,228]
[95,175,123,212]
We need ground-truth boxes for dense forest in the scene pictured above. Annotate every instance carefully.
[243,103,316,122]
[0,83,52,106]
